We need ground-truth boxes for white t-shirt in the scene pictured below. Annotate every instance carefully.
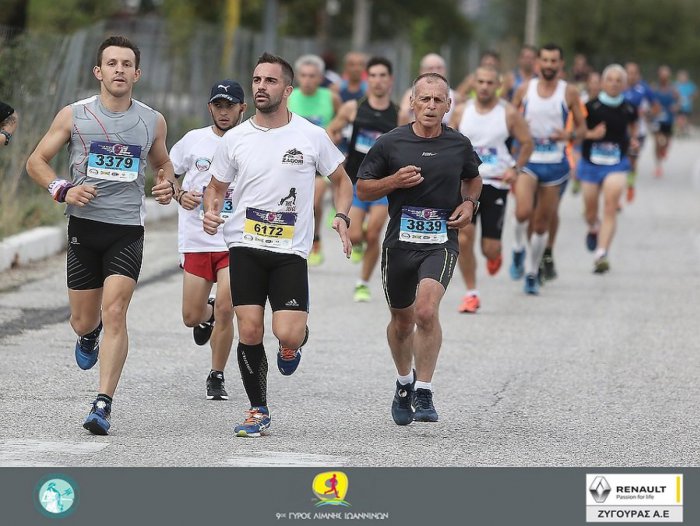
[170,126,233,253]
[209,113,344,258]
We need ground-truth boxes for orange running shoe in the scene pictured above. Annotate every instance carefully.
[458,294,480,314]
[626,185,635,203]
[486,254,503,276]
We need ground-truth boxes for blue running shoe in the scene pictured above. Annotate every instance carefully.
[75,322,102,370]
[234,406,271,437]
[83,398,111,435]
[524,274,539,295]
[391,372,415,426]
[413,388,438,422]
[277,326,309,376]
[509,249,525,280]
[586,231,598,252]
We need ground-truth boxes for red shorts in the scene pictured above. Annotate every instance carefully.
[182,251,229,282]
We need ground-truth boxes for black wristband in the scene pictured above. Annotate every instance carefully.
[334,212,351,228]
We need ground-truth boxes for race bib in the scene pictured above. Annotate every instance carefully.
[590,142,621,166]
[530,138,564,164]
[87,142,141,182]
[475,146,498,167]
[399,206,449,244]
[199,186,234,220]
[354,128,382,154]
[242,207,297,250]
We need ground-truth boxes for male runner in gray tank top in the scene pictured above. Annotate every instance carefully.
[26,35,176,435]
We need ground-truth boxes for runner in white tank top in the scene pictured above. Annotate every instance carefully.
[449,66,533,313]
[509,44,586,296]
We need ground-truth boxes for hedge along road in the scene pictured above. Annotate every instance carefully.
[0,138,699,467]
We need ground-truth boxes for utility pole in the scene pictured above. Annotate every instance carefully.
[352,0,371,52]
[525,0,540,46]
[263,0,278,53]
[222,0,241,74]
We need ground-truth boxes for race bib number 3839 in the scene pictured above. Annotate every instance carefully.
[399,206,449,244]
[87,142,142,182]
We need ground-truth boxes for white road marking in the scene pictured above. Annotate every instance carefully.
[225,451,346,467]
[0,439,108,467]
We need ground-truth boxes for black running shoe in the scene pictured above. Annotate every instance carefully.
[413,388,438,422]
[391,372,415,426]
[206,370,228,400]
[83,398,111,435]
[193,297,215,346]
[541,252,557,280]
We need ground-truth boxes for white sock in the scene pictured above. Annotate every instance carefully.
[513,221,528,251]
[356,279,369,287]
[415,381,432,391]
[595,248,607,259]
[466,289,479,297]
[525,232,549,275]
[397,370,414,386]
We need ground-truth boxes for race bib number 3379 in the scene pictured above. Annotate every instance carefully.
[87,142,142,182]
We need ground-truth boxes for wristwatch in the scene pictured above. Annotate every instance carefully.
[335,212,351,228]
[463,196,480,215]
[0,130,11,145]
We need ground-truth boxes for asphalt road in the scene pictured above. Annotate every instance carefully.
[1,137,699,467]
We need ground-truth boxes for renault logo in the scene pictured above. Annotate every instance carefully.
[589,476,611,503]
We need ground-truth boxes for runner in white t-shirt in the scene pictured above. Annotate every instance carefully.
[203,53,353,438]
[170,80,246,401]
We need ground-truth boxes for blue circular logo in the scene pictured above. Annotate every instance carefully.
[36,475,78,518]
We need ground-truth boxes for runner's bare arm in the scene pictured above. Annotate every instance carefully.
[26,106,72,189]
[148,114,176,204]
[448,102,466,130]
[357,165,423,201]
[327,164,353,257]
[202,176,229,235]
[326,100,357,145]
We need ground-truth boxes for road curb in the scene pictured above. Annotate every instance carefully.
[0,199,177,272]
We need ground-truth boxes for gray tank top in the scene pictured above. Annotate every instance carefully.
[66,95,159,226]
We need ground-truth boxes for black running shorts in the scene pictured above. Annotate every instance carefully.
[67,216,144,290]
[474,185,509,240]
[229,246,309,312]
[381,247,458,309]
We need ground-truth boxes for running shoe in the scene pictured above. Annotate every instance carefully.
[350,244,364,263]
[391,373,415,426]
[234,406,271,437]
[308,249,324,266]
[206,371,228,400]
[626,185,635,203]
[75,322,102,370]
[541,252,557,280]
[509,249,525,280]
[524,274,539,295]
[655,165,663,178]
[571,178,581,195]
[83,398,111,435]
[353,283,371,302]
[277,325,309,376]
[193,297,215,346]
[413,388,438,422]
[458,294,480,314]
[486,254,502,276]
[594,256,610,274]
[585,231,598,252]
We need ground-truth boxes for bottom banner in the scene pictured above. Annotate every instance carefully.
[0,467,695,525]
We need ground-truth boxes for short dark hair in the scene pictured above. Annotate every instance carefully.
[539,43,564,59]
[480,49,501,62]
[256,52,294,86]
[97,36,141,69]
[366,56,392,76]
